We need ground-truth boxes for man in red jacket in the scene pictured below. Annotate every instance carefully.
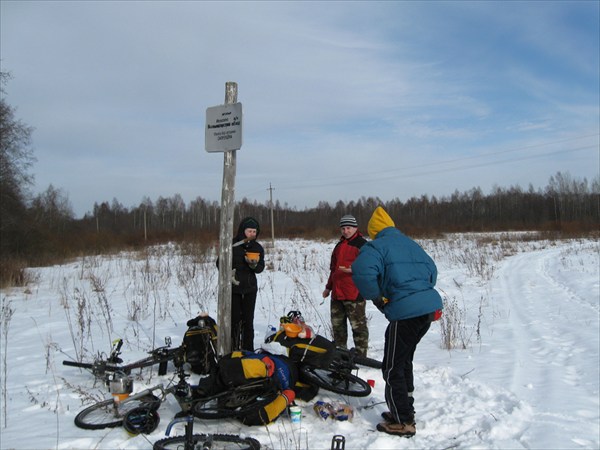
[322,215,369,356]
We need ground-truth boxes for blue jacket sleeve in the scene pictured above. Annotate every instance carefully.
[351,244,383,300]
[426,255,437,285]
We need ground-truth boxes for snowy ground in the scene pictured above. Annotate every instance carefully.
[1,234,598,449]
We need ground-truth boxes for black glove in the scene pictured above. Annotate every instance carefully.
[372,296,386,313]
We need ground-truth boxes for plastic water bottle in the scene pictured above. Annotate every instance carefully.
[265,325,277,341]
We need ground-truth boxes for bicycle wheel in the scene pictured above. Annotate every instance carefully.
[74,393,160,430]
[299,365,371,397]
[193,379,279,420]
[153,433,260,450]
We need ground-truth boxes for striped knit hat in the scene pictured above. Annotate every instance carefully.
[339,215,358,228]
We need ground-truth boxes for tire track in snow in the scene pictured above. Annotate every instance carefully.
[491,245,599,448]
[541,243,599,315]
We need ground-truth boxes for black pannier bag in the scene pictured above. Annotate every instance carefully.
[181,314,218,375]
[266,329,335,369]
[216,351,298,426]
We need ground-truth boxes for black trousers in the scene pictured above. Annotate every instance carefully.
[382,314,432,423]
[231,291,257,351]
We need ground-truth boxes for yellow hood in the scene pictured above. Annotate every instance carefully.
[367,206,395,240]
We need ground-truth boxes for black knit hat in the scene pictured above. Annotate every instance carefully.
[339,215,358,228]
[242,217,259,230]
[237,217,260,239]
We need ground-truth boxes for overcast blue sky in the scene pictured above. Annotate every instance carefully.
[1,1,598,218]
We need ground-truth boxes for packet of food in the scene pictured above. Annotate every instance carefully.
[332,403,354,421]
[313,401,335,420]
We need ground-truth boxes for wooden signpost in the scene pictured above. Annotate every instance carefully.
[205,82,242,356]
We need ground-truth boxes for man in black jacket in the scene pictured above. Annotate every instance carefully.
[219,217,265,351]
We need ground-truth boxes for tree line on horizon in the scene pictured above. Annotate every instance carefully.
[85,170,598,239]
[10,170,600,257]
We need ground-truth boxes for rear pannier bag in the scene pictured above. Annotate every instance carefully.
[266,330,335,369]
[240,391,289,426]
[218,351,273,386]
[182,314,218,375]
[217,351,298,426]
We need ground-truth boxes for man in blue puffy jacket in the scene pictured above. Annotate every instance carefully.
[352,206,443,438]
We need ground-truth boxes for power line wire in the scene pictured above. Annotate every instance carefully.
[287,133,600,187]
[275,145,596,191]
[236,133,599,198]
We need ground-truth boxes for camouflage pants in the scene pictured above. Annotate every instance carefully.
[330,299,369,356]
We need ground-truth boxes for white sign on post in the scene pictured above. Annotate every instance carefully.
[205,102,243,152]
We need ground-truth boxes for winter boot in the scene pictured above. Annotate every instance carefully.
[376,420,416,437]
[381,410,416,425]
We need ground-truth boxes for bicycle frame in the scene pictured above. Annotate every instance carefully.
[63,337,182,380]
[164,415,195,447]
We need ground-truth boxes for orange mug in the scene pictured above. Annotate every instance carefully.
[245,252,260,263]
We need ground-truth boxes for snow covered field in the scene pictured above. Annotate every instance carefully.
[1,234,598,449]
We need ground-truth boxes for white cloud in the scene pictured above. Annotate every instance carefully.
[1,0,598,216]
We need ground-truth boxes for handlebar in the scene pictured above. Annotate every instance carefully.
[164,414,194,436]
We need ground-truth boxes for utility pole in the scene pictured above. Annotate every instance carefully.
[268,183,275,247]
[143,207,147,242]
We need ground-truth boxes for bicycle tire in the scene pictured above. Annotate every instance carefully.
[74,393,160,430]
[299,365,371,397]
[153,433,260,450]
[193,380,279,420]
